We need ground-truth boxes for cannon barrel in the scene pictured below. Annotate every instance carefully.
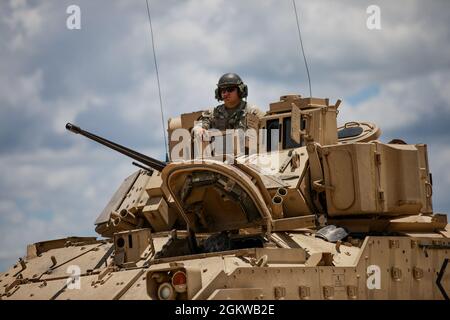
[65,123,166,172]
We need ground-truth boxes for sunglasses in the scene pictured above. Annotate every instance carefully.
[220,87,237,94]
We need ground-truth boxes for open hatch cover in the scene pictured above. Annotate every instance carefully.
[338,121,381,143]
[162,161,271,233]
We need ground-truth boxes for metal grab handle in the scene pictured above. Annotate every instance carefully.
[425,182,433,198]
[344,121,361,128]
[313,180,335,192]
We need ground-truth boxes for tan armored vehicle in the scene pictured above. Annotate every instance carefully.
[1,94,449,300]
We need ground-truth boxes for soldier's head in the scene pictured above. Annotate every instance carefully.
[215,73,248,108]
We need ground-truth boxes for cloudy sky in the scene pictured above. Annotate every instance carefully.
[1,0,449,271]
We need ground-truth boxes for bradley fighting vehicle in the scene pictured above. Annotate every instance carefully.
[1,94,449,300]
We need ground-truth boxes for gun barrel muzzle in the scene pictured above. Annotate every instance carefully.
[271,195,284,219]
[65,123,81,134]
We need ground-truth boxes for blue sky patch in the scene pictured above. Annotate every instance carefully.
[346,84,380,106]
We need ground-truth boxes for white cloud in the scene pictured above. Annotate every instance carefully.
[0,69,43,107]
[429,146,450,211]
[51,93,106,134]
[0,201,25,224]
[3,0,46,50]
[339,70,450,130]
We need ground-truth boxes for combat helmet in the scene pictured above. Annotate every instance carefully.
[215,73,248,100]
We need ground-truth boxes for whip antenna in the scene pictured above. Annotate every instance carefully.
[292,0,312,97]
[145,0,169,160]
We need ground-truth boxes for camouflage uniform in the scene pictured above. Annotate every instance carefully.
[196,101,263,131]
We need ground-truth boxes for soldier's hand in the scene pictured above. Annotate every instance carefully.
[193,127,209,141]
[193,126,204,136]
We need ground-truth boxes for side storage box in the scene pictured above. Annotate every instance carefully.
[322,142,432,216]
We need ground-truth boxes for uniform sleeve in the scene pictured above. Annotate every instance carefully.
[247,104,265,118]
[245,104,265,130]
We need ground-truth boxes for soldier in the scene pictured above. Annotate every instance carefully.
[193,73,263,137]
